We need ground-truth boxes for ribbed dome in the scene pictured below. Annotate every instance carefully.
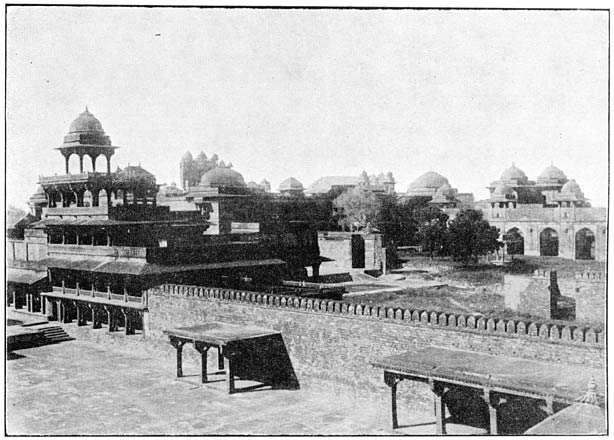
[408,171,449,192]
[200,167,245,187]
[537,164,567,183]
[182,151,193,162]
[68,107,105,133]
[500,163,527,182]
[279,177,304,191]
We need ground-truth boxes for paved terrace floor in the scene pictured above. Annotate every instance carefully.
[6,315,485,435]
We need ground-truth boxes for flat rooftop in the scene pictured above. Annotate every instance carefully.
[6,324,486,435]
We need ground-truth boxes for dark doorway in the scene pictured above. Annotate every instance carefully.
[539,228,559,256]
[504,228,524,256]
[575,228,595,260]
[351,234,365,268]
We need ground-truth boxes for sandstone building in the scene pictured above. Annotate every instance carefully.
[479,163,606,261]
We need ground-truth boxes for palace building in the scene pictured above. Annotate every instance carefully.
[6,108,321,332]
[479,163,606,261]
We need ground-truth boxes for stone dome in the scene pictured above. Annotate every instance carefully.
[537,164,567,184]
[561,179,584,197]
[68,107,105,133]
[115,165,156,184]
[200,167,245,187]
[408,171,449,194]
[500,163,527,183]
[182,151,193,162]
[279,177,304,192]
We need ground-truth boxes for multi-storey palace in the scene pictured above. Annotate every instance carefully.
[6,108,321,332]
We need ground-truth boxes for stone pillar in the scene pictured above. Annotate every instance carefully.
[169,338,186,377]
[483,389,500,435]
[46,297,53,319]
[64,154,70,174]
[76,303,83,326]
[106,154,111,174]
[121,309,131,335]
[56,300,63,322]
[194,342,210,384]
[312,263,320,282]
[141,310,150,337]
[105,307,113,332]
[431,380,447,435]
[385,372,403,430]
[78,154,84,174]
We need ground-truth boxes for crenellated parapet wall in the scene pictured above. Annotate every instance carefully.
[144,283,604,407]
[152,284,605,346]
[575,271,605,282]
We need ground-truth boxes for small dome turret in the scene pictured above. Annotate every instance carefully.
[279,177,304,192]
[537,163,567,185]
[500,163,527,183]
[68,107,105,134]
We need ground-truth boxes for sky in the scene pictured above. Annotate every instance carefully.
[6,6,609,210]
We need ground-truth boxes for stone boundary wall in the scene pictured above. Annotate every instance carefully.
[144,284,605,409]
[152,284,605,346]
[575,271,606,282]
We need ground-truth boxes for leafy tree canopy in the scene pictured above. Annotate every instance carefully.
[448,209,502,264]
[333,186,380,232]
[416,206,449,258]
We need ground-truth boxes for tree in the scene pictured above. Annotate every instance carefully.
[416,206,449,259]
[333,187,380,232]
[448,209,502,265]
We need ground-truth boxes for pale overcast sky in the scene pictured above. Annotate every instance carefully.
[6,7,608,210]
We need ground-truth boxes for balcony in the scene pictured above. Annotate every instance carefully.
[43,206,109,218]
[38,172,111,184]
[47,244,147,259]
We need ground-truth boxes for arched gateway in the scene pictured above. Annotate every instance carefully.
[540,228,559,256]
[504,227,524,255]
[575,228,595,260]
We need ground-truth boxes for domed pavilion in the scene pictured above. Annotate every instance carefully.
[56,107,118,174]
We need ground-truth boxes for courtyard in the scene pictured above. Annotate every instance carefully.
[6,323,486,436]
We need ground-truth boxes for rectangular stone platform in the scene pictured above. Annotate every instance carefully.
[373,346,605,435]
[164,322,281,394]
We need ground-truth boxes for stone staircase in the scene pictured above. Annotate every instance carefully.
[39,326,74,345]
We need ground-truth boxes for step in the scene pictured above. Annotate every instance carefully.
[39,326,74,344]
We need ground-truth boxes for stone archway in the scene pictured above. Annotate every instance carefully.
[575,228,595,260]
[504,227,524,255]
[540,228,559,257]
[83,190,93,207]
